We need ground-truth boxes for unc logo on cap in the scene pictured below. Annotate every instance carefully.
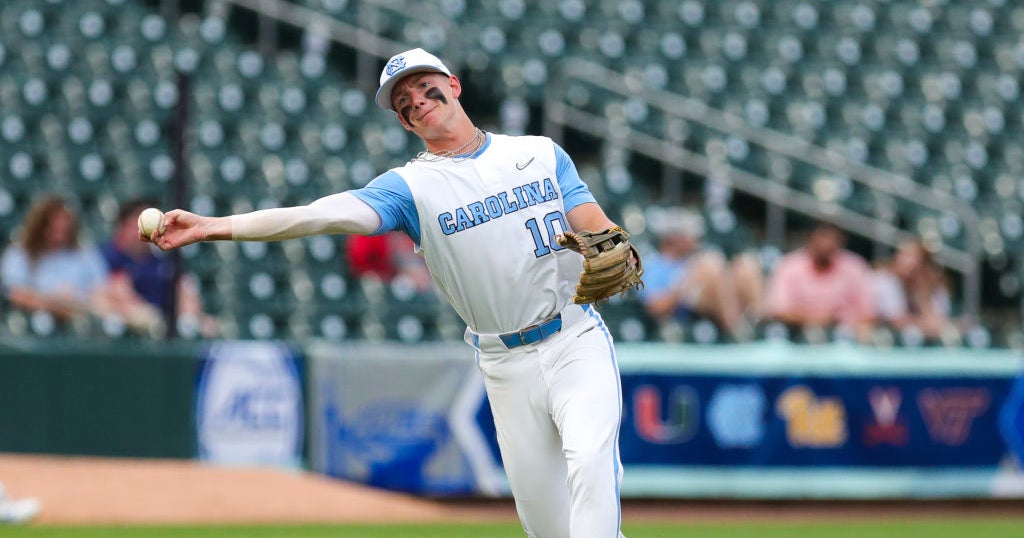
[376,48,452,110]
[385,55,406,76]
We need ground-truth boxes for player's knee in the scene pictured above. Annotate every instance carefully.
[565,446,614,486]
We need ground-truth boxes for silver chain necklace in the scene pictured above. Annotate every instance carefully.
[413,128,486,163]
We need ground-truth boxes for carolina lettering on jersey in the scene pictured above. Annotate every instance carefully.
[438,178,559,235]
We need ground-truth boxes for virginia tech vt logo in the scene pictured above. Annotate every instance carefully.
[918,388,989,446]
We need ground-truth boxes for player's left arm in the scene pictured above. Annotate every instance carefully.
[552,142,617,232]
[550,144,643,302]
[560,202,644,303]
[566,202,616,233]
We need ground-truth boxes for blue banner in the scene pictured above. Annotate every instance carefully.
[618,374,1011,467]
[308,341,1024,498]
[195,341,304,468]
[309,343,483,496]
[474,374,1012,469]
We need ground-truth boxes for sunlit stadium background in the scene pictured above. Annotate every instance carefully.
[3,0,1024,345]
[2,0,1024,528]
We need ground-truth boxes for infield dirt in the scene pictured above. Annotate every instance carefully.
[0,454,454,525]
[1,454,1021,526]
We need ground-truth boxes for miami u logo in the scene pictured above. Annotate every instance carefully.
[633,385,698,444]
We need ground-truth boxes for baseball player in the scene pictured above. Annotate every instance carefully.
[147,48,642,538]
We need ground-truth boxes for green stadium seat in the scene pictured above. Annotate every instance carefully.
[0,0,1018,344]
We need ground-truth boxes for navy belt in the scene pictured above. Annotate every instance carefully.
[499,314,563,349]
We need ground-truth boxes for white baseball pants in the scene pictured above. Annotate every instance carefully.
[474,304,626,538]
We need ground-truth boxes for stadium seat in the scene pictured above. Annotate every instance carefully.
[0,0,1018,344]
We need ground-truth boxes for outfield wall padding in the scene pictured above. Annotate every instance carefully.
[3,338,1024,499]
[0,341,197,458]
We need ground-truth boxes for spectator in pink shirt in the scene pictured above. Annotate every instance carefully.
[766,222,875,339]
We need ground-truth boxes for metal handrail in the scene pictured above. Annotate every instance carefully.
[550,60,982,317]
[357,0,460,61]
[566,61,981,229]
[215,0,982,318]
[218,0,464,96]
[218,0,405,58]
[548,101,971,265]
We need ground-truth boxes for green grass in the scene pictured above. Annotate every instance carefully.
[1,520,1023,538]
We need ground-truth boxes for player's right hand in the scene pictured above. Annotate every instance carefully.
[145,209,205,251]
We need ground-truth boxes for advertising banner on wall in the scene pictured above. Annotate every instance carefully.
[308,342,500,495]
[616,375,1009,467]
[196,341,304,468]
[307,340,1024,498]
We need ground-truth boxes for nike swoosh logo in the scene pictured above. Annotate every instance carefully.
[515,157,535,170]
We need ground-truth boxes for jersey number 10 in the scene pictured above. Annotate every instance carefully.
[525,211,568,258]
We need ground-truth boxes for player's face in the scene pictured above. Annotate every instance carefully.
[390,73,461,133]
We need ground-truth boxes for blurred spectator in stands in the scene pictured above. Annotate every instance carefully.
[872,237,954,339]
[640,207,762,340]
[0,481,39,525]
[346,232,433,296]
[0,195,109,326]
[101,200,218,338]
[766,222,875,339]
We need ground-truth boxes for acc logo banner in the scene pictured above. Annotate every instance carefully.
[196,341,303,467]
[707,384,765,448]
[918,388,990,446]
[776,385,847,448]
[863,387,908,446]
[633,385,698,444]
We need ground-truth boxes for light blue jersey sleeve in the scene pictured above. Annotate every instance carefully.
[349,171,422,246]
[554,142,597,213]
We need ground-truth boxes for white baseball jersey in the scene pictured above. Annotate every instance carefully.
[350,133,596,335]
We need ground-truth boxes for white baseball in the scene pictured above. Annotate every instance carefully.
[137,207,165,239]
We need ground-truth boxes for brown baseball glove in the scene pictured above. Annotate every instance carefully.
[556,226,644,304]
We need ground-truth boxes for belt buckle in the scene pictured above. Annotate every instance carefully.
[518,323,540,346]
